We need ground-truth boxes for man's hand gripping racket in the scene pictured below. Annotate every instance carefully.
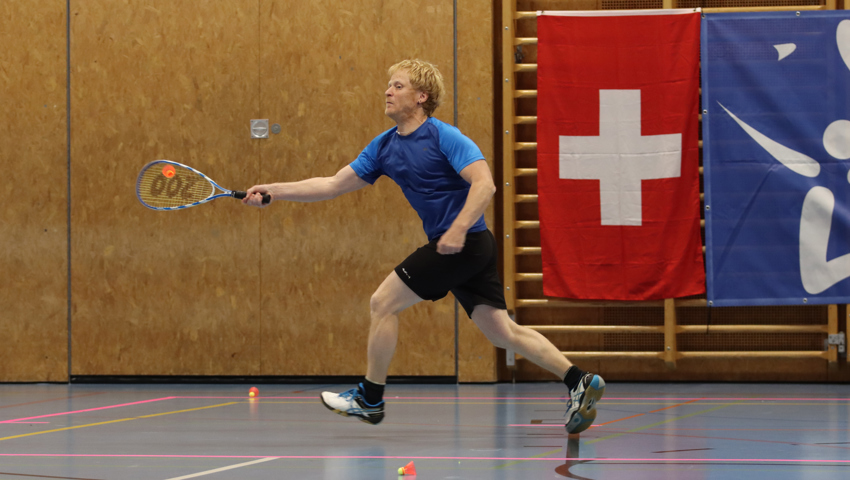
[136,160,270,211]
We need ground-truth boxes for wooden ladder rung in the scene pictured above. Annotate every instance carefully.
[514,37,537,46]
[513,220,706,229]
[514,90,537,98]
[515,298,708,307]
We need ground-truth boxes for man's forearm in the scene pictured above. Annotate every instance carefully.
[267,177,337,203]
[449,180,496,232]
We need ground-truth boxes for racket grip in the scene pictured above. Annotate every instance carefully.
[233,191,271,204]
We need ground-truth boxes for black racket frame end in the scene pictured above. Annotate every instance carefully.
[232,191,271,204]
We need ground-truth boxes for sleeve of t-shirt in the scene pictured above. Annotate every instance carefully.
[436,122,485,174]
[348,131,389,185]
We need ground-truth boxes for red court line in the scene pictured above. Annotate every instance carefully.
[510,398,704,428]
[510,424,569,427]
[5,395,841,424]
[169,395,850,401]
[593,398,704,428]
[650,428,850,431]
[0,397,175,424]
[596,397,850,402]
[0,454,848,464]
[597,428,850,451]
[0,392,105,410]
[172,396,568,400]
[597,397,850,401]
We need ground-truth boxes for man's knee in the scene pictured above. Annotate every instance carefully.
[369,290,391,318]
[369,272,422,319]
[369,283,405,319]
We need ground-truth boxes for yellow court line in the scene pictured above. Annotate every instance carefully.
[0,402,239,442]
[586,402,742,445]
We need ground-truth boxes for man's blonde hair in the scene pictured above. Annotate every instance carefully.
[388,59,444,117]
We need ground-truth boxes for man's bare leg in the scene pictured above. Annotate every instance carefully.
[366,271,423,384]
[470,304,572,376]
[320,271,421,425]
[470,304,605,434]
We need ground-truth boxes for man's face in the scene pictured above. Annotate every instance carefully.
[385,70,424,119]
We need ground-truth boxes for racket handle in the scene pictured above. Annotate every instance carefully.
[233,191,271,204]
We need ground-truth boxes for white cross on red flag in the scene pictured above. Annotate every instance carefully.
[536,9,706,300]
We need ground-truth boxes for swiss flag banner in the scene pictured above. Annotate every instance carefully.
[537,10,705,300]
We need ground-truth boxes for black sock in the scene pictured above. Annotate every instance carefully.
[359,378,385,406]
[563,366,587,391]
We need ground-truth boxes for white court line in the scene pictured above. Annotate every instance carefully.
[164,457,278,479]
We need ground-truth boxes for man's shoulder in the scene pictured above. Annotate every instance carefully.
[426,117,474,145]
[427,117,460,134]
[426,117,479,150]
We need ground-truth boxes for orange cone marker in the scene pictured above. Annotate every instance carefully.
[397,461,416,476]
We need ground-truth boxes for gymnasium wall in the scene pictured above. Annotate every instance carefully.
[0,0,496,382]
[9,0,843,385]
[0,1,68,382]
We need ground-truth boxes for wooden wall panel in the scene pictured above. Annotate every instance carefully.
[457,0,499,382]
[258,0,457,376]
[0,1,68,382]
[70,0,262,375]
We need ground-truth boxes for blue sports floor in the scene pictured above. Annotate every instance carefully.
[0,382,848,479]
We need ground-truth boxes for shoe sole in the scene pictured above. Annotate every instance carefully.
[566,376,606,434]
[320,395,383,426]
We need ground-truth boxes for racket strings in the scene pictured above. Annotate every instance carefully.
[137,164,214,208]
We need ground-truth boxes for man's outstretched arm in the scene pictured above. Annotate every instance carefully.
[242,165,369,206]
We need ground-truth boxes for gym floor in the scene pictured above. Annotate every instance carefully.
[0,382,848,479]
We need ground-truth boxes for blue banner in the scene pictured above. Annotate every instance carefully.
[702,12,850,306]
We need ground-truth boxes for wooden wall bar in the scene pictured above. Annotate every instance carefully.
[499,0,849,383]
[0,1,69,382]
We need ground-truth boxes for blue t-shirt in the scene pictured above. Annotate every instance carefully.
[349,117,488,241]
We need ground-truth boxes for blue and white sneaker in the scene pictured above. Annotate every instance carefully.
[565,373,605,434]
[320,385,385,425]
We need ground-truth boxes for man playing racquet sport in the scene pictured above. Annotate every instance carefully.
[242,59,605,434]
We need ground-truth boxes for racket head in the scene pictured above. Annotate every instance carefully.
[136,160,218,210]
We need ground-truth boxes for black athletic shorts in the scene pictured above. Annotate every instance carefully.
[394,229,507,318]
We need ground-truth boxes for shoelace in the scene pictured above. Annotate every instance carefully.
[563,399,575,417]
[339,388,359,401]
[564,384,584,417]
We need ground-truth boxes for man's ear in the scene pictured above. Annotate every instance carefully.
[418,91,428,105]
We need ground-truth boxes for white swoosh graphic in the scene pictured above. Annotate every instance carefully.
[799,186,850,294]
[839,20,850,73]
[718,102,820,178]
[774,43,796,61]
